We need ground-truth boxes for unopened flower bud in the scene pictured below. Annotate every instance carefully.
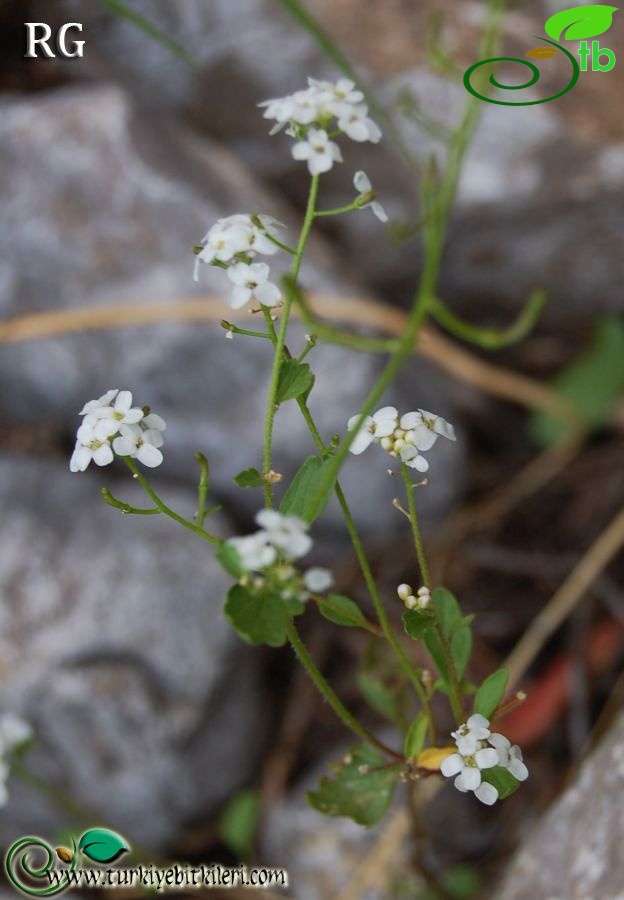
[397,583,413,601]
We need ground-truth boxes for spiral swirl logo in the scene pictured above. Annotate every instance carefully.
[464,3,618,105]
[5,829,128,896]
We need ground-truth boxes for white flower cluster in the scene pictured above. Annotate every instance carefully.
[0,713,32,806]
[440,714,529,805]
[260,78,381,175]
[193,214,284,311]
[347,406,456,472]
[70,390,166,473]
[227,510,332,594]
[397,583,431,610]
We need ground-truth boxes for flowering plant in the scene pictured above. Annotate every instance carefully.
[70,70,542,826]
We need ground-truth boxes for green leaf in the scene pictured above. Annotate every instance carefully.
[442,864,482,899]
[276,360,315,403]
[473,669,508,718]
[280,455,336,523]
[234,468,264,489]
[402,609,434,640]
[544,4,618,41]
[307,744,398,826]
[404,713,429,759]
[423,630,449,683]
[216,542,244,579]
[480,765,522,800]
[530,315,624,447]
[357,671,403,726]
[218,789,260,860]
[451,626,473,680]
[224,585,291,647]
[433,588,461,638]
[78,829,128,865]
[318,594,367,628]
[97,0,198,66]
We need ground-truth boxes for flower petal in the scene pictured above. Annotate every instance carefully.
[410,424,438,452]
[138,444,164,468]
[488,732,510,751]
[459,766,481,791]
[467,714,490,732]
[474,782,498,805]
[475,748,499,770]
[93,444,114,467]
[509,757,529,782]
[254,281,282,307]
[440,753,464,777]
[230,285,252,310]
[353,170,371,193]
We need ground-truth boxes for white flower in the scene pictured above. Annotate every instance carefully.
[112,424,164,468]
[70,434,114,472]
[400,410,456,452]
[347,406,398,455]
[292,129,343,175]
[91,389,144,427]
[320,77,364,109]
[143,412,167,433]
[337,104,381,143]
[489,733,529,782]
[353,171,388,223]
[303,567,334,593]
[399,444,429,473]
[451,714,491,756]
[228,532,277,572]
[0,714,32,754]
[79,389,119,416]
[255,509,312,560]
[442,715,528,806]
[226,261,281,309]
[440,745,498,794]
[193,214,284,281]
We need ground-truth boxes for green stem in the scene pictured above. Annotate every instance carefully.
[305,1,505,524]
[401,464,464,724]
[194,451,209,528]
[314,201,360,217]
[286,621,404,760]
[101,487,159,516]
[261,232,298,255]
[222,322,273,340]
[123,458,220,545]
[297,399,432,714]
[430,288,547,350]
[262,174,319,506]
[401,465,430,588]
[261,305,429,712]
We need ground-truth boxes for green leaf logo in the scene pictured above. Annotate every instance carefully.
[545,4,618,41]
[78,828,128,865]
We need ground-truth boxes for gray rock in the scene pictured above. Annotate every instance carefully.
[0,453,264,851]
[262,749,411,900]
[498,709,624,900]
[0,84,462,532]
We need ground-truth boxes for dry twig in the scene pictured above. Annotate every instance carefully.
[504,505,624,689]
